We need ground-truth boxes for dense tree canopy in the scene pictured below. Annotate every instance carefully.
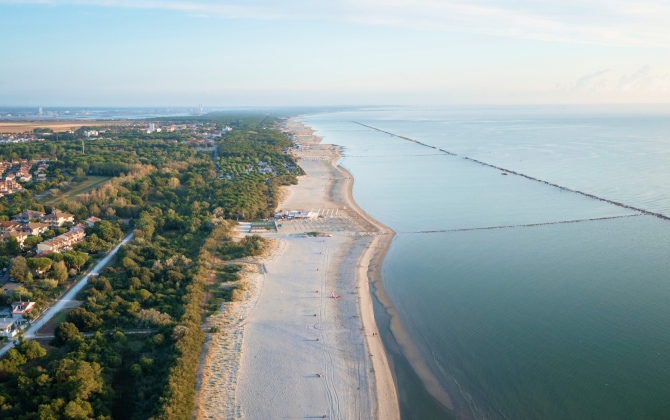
[0,115,295,419]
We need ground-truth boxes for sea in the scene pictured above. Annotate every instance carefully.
[301,105,670,420]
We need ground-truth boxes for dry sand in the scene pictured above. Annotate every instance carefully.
[195,120,399,419]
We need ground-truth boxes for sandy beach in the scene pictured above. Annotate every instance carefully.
[195,120,399,419]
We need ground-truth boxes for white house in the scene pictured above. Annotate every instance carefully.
[42,210,75,227]
[1,230,28,247]
[23,222,49,236]
[11,301,36,324]
[0,318,19,337]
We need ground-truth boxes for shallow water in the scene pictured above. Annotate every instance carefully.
[303,106,670,419]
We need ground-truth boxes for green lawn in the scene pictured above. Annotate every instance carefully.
[43,175,111,205]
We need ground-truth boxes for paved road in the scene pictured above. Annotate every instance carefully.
[0,232,134,357]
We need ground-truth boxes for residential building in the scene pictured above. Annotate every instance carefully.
[23,222,49,236]
[36,227,85,253]
[42,210,75,227]
[11,301,35,323]
[85,216,101,227]
[0,179,24,195]
[0,221,21,232]
[12,209,45,223]
[1,230,28,247]
[0,318,19,337]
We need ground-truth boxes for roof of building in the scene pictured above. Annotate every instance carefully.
[86,216,102,223]
[43,210,74,220]
[0,221,21,229]
[11,301,35,315]
[0,318,17,330]
[1,230,28,240]
[13,209,45,219]
[39,228,85,249]
[25,222,49,230]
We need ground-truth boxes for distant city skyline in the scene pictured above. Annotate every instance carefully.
[1,0,670,106]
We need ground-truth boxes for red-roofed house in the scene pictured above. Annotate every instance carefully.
[0,221,21,232]
[11,301,35,323]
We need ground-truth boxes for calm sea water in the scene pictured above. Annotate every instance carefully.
[302,106,670,420]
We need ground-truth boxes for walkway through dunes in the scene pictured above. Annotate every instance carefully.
[399,214,642,234]
[353,122,670,222]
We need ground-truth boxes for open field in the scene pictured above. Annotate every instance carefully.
[0,120,130,134]
[43,175,111,205]
[36,302,81,335]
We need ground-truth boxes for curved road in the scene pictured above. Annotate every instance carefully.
[0,233,134,357]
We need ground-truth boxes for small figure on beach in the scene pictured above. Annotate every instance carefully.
[331,292,341,299]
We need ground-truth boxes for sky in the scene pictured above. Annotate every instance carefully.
[1,0,670,106]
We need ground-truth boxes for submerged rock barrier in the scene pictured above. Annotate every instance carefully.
[353,122,670,222]
[400,214,642,234]
[353,122,459,156]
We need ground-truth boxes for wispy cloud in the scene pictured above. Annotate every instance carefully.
[575,70,610,90]
[618,65,670,92]
[3,0,670,47]
[559,66,670,94]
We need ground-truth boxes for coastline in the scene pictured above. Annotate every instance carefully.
[328,135,456,418]
[335,160,399,420]
[293,118,454,418]
[195,119,399,419]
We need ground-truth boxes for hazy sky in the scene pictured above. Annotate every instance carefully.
[2,0,670,106]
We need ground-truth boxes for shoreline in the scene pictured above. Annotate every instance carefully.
[195,119,399,419]
[334,160,400,419]
[305,119,457,418]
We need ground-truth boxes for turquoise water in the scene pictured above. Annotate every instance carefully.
[302,106,670,420]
